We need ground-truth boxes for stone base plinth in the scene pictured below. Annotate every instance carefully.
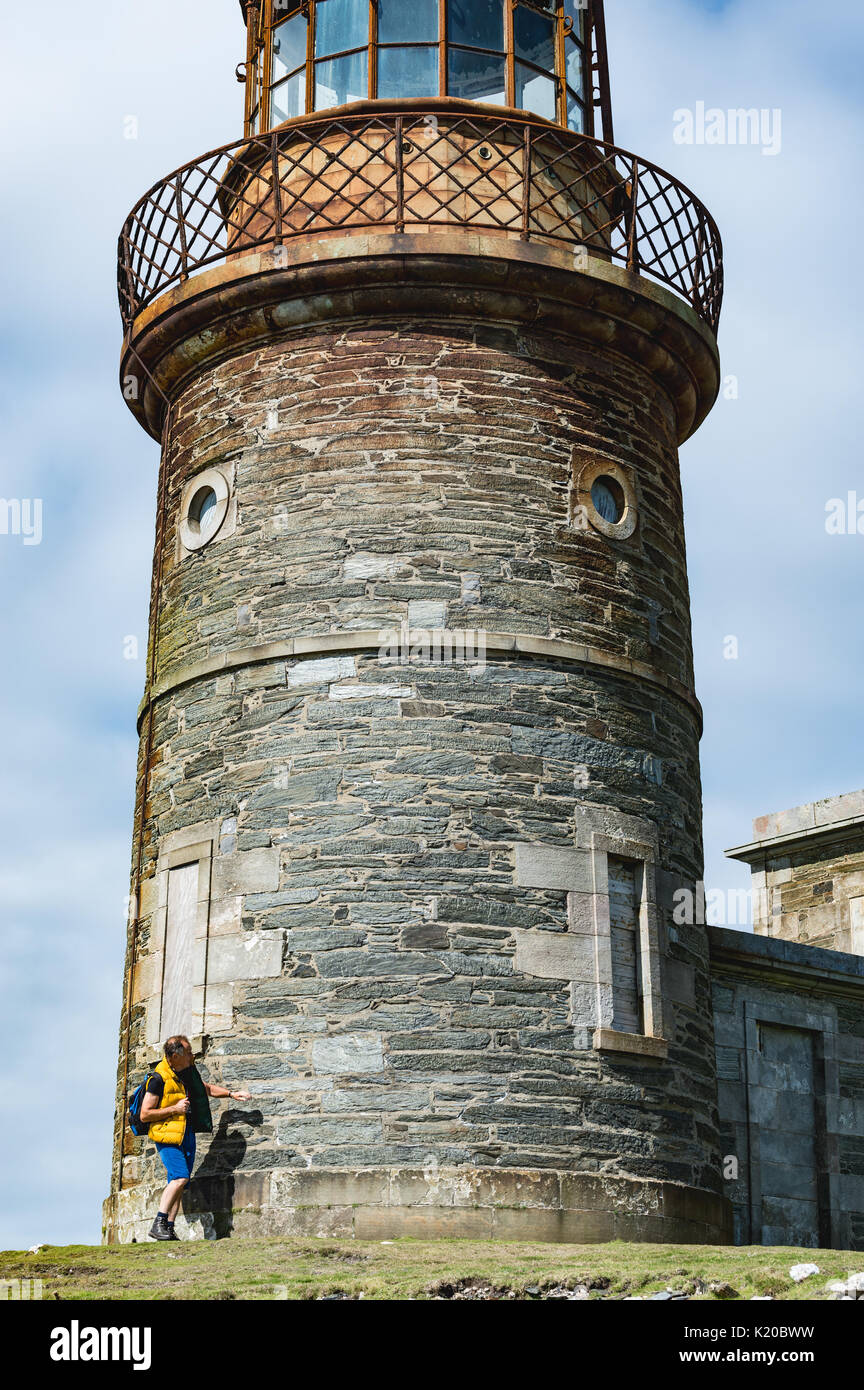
[103,1168,732,1246]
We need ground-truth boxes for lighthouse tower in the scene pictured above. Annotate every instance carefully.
[105,0,730,1244]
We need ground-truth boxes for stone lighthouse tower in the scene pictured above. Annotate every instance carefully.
[105,0,730,1244]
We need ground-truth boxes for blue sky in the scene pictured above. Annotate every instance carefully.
[0,0,861,1248]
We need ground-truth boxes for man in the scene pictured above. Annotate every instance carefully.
[140,1035,251,1242]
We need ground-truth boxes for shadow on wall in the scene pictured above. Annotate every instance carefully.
[185,1108,264,1239]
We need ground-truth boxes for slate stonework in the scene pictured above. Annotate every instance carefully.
[105,256,730,1244]
[151,323,698,687]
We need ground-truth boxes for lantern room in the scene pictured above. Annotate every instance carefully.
[240,0,613,140]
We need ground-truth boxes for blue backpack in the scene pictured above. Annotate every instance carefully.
[127,1075,155,1137]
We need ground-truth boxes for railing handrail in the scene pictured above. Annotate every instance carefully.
[117,105,723,335]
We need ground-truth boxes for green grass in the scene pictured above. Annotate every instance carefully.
[0,1238,859,1301]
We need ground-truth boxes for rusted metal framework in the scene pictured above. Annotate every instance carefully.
[117,106,723,333]
[239,0,614,141]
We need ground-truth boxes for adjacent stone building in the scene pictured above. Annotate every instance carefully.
[103,2,864,1250]
[712,794,864,1248]
[727,790,864,954]
[710,926,864,1250]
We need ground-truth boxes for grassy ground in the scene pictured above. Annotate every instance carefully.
[0,1238,859,1301]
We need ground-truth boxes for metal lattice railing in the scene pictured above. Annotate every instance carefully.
[118,108,723,333]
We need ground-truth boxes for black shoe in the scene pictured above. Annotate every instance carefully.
[148,1213,173,1242]
[166,1222,180,1242]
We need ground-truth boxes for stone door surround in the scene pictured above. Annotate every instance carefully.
[512,805,668,1058]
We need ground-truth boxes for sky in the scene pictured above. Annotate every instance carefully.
[0,0,861,1248]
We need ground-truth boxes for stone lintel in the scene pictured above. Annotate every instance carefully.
[575,803,660,854]
[593,1029,669,1059]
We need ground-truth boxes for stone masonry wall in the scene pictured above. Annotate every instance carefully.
[155,321,694,691]
[108,315,725,1238]
[760,829,864,953]
[711,927,864,1251]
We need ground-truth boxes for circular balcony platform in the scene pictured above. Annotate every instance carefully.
[118,99,723,337]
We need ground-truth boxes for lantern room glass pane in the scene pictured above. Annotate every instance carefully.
[566,88,584,133]
[514,5,555,72]
[378,0,438,44]
[447,47,506,105]
[248,47,261,134]
[315,50,369,108]
[565,39,584,99]
[315,0,369,59]
[447,0,504,52]
[378,46,439,99]
[515,64,556,122]
[271,70,306,124]
[564,0,586,42]
[272,12,307,83]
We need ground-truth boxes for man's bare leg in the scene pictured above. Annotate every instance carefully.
[159,1177,188,1219]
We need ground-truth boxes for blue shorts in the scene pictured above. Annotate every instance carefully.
[155,1131,196,1182]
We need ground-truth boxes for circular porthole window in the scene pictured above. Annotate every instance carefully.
[189,486,219,539]
[179,469,231,553]
[576,458,638,540]
[590,475,626,526]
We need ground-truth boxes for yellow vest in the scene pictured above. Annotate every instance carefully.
[148,1058,189,1146]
